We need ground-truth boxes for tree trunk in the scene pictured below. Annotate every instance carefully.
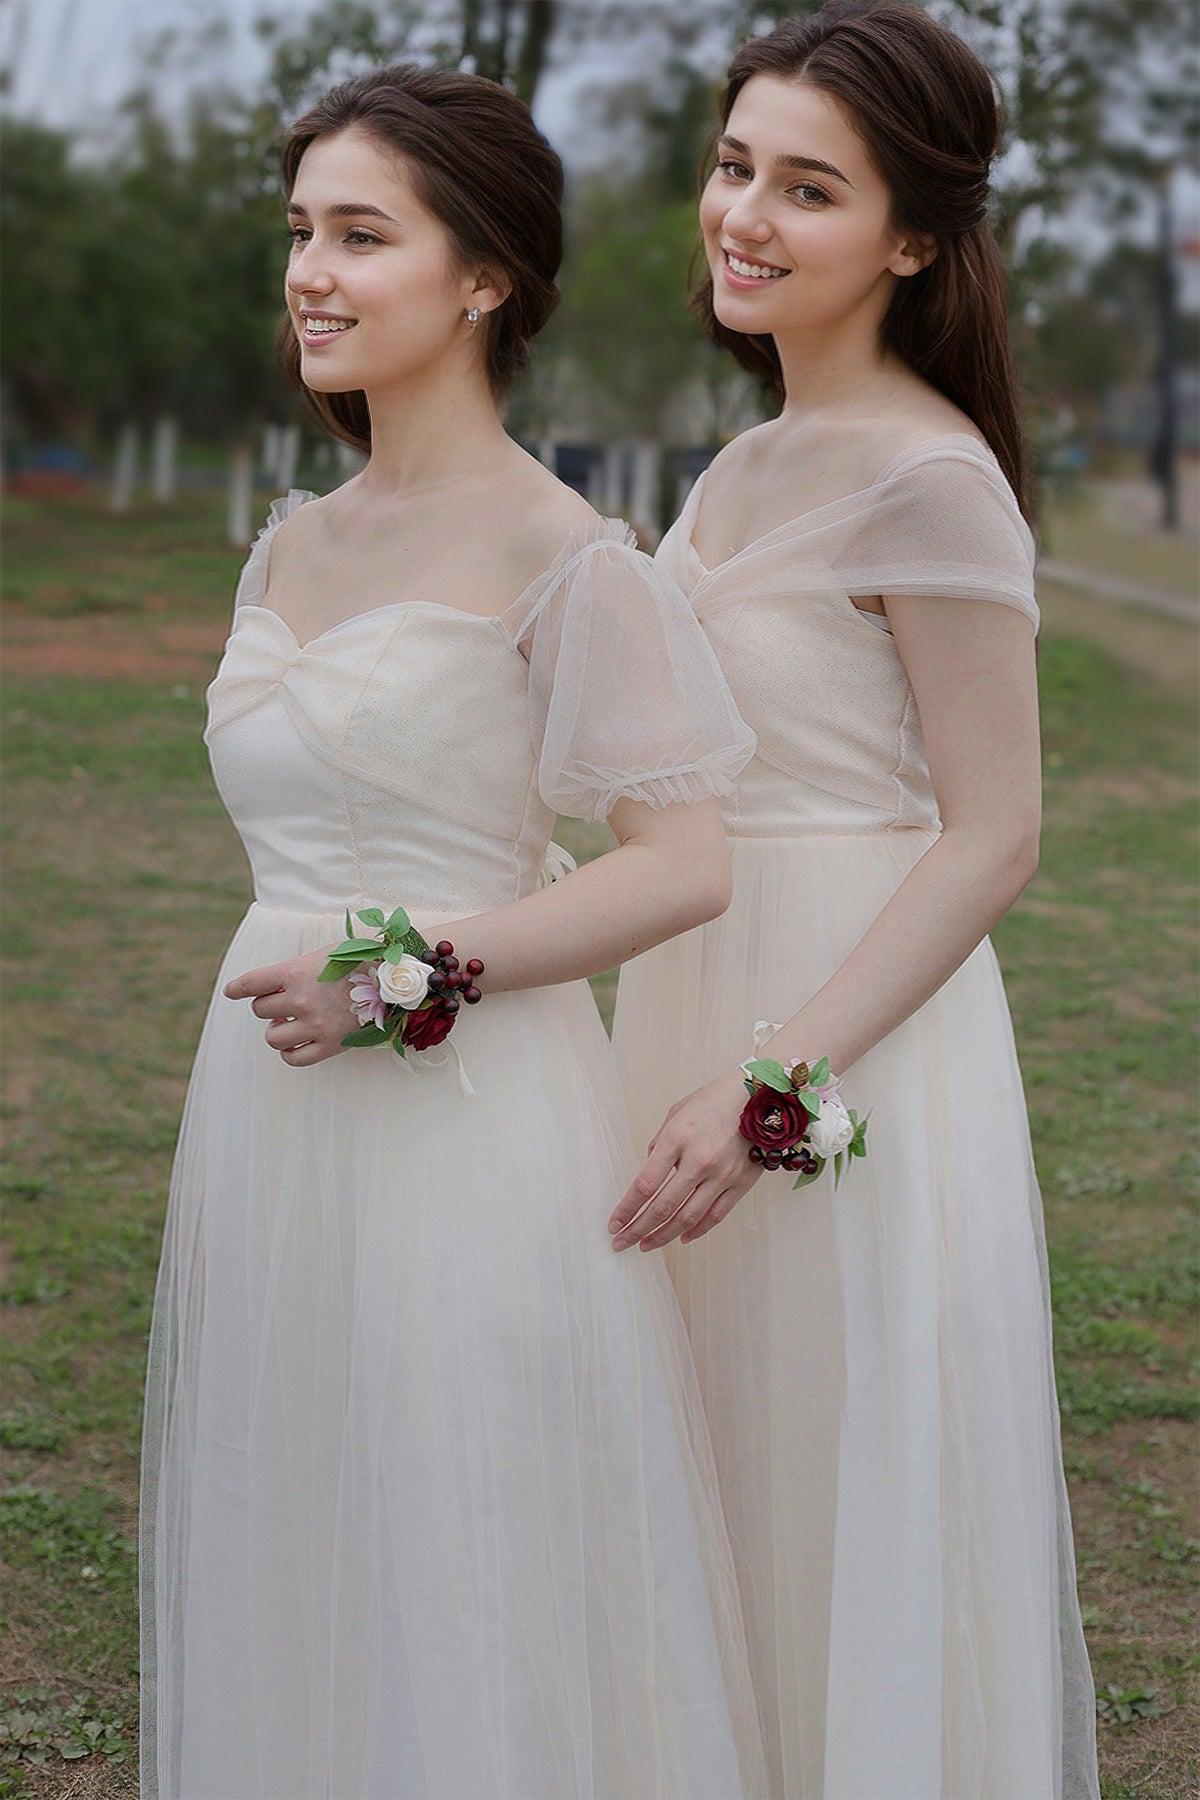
[276,422,301,491]
[261,423,280,477]
[629,439,661,543]
[601,442,625,514]
[514,0,555,105]
[151,415,178,502]
[109,421,139,512]
[228,439,254,547]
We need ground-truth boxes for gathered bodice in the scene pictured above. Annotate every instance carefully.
[203,490,755,919]
[657,435,1038,839]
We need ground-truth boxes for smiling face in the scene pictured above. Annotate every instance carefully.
[699,74,931,342]
[284,124,505,395]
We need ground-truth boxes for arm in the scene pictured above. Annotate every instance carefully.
[222,796,732,1063]
[608,593,1041,1251]
[436,796,732,991]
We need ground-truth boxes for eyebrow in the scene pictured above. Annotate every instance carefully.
[719,135,853,188]
[286,200,398,223]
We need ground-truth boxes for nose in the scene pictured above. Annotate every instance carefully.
[720,185,775,246]
[286,239,335,301]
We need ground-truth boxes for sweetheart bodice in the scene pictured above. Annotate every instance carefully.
[203,491,756,919]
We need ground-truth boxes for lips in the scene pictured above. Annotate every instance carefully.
[298,311,358,346]
[720,248,791,289]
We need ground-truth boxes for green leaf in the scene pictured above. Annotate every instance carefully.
[356,907,385,928]
[383,941,412,964]
[797,1089,822,1118]
[809,1056,831,1088]
[392,1035,407,1058]
[744,1057,791,1093]
[318,958,367,982]
[833,1151,845,1189]
[344,907,353,940]
[383,905,411,938]
[790,1164,822,1191]
[339,1024,391,1048]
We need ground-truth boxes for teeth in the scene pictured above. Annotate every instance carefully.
[727,254,787,279]
[304,318,356,332]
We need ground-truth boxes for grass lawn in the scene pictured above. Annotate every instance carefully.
[1,491,1197,1798]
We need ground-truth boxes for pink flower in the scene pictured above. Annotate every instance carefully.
[348,964,388,1031]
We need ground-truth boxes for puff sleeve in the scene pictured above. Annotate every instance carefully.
[512,523,756,822]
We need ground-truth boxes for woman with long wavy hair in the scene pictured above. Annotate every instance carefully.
[609,6,1099,1794]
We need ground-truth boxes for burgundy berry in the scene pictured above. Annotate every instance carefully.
[444,996,460,1015]
[463,986,482,1004]
[465,958,484,977]
[435,941,454,959]
[748,1145,764,1164]
[442,970,462,989]
[442,957,459,974]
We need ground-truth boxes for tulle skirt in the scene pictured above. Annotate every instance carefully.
[613,830,1099,1800]
[139,900,766,1800]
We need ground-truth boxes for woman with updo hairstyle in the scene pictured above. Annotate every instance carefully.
[139,62,768,1800]
[610,5,1100,1795]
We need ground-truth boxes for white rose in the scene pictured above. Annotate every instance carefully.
[376,953,432,1010]
[807,1095,855,1160]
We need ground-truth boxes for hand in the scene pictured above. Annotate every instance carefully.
[607,1068,761,1252]
[222,946,358,1067]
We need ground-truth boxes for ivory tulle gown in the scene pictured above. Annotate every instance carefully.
[613,434,1100,1800]
[138,492,769,1800]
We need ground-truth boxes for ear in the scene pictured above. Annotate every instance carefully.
[466,266,512,319]
[888,231,937,279]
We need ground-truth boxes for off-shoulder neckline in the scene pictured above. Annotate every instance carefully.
[681,432,1028,581]
[238,488,638,654]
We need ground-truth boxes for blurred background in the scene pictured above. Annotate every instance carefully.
[1,4,1197,1797]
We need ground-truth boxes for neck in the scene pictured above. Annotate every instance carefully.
[772,298,898,417]
[358,353,510,496]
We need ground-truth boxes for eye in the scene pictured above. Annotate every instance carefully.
[788,182,831,208]
[716,158,752,182]
[285,226,382,246]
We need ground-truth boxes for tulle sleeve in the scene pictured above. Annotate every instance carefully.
[512,523,756,822]
[833,444,1039,627]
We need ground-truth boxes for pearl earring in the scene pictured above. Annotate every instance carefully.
[466,307,481,328]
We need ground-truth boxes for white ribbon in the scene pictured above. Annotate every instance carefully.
[538,841,577,888]
[405,1037,476,1099]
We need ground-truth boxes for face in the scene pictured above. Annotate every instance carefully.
[284,125,506,393]
[699,74,932,340]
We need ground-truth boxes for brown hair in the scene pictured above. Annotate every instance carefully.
[696,0,1030,517]
[277,65,564,452]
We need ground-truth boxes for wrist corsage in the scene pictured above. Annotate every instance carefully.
[738,1055,869,1189]
[318,906,484,1062]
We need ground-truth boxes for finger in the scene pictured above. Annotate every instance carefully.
[264,1019,312,1051]
[608,1135,681,1233]
[637,1177,725,1251]
[611,1168,695,1250]
[251,993,297,1020]
[680,1183,748,1243]
[223,964,288,1001]
[280,1041,327,1067]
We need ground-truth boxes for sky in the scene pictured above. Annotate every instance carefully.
[0,0,666,164]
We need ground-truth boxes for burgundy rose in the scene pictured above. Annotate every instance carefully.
[403,999,455,1052]
[738,1085,810,1151]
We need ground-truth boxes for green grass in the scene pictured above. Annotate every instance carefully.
[1043,484,1198,596]
[1,492,1197,1798]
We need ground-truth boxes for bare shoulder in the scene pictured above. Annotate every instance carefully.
[493,458,609,578]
